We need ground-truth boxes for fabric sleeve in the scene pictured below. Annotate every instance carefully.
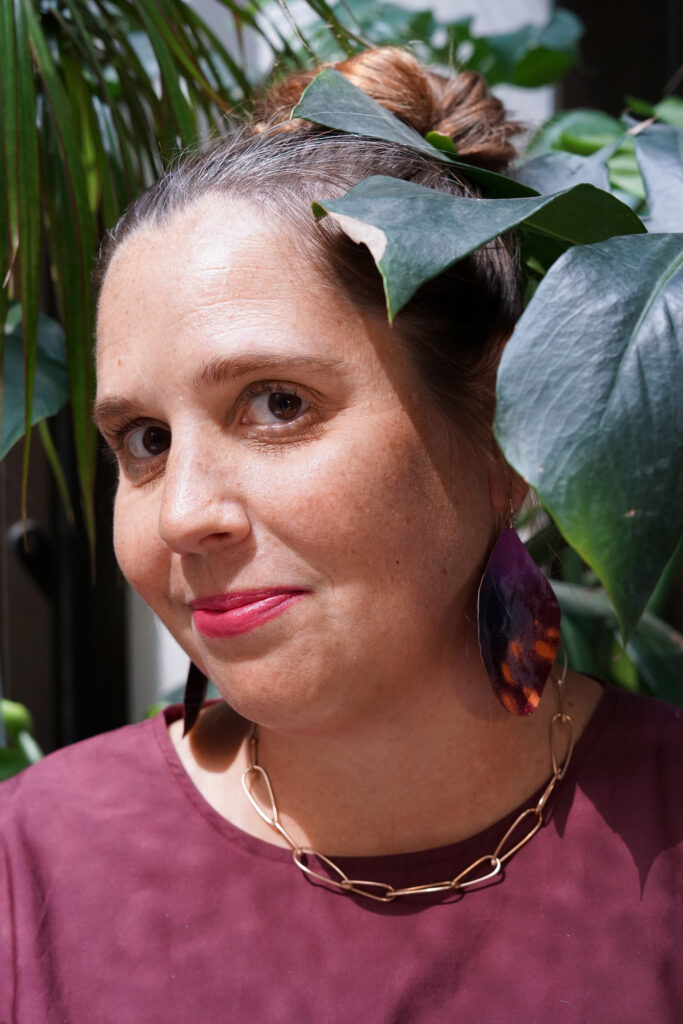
[0,812,17,1024]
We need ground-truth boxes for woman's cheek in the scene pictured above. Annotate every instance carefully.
[261,429,451,575]
[113,489,166,600]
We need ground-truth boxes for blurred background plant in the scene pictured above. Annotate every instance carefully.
[0,0,681,773]
[0,0,587,543]
[0,696,44,779]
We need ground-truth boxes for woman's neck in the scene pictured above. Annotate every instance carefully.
[171,666,602,858]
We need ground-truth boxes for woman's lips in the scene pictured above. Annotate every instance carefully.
[190,589,307,639]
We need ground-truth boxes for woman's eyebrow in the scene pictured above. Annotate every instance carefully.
[93,396,136,430]
[93,353,348,427]
[192,353,347,390]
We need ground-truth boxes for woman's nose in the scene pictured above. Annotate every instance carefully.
[157,441,251,555]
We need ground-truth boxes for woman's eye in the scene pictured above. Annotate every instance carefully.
[245,389,309,425]
[127,424,171,459]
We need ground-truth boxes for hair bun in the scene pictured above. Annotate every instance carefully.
[255,47,520,173]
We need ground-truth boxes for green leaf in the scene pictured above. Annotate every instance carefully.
[58,0,138,201]
[26,3,97,546]
[0,748,29,780]
[624,95,655,118]
[12,0,42,520]
[632,124,683,231]
[519,136,645,207]
[135,1,196,146]
[313,176,644,318]
[558,607,603,678]
[559,130,619,156]
[425,131,458,155]
[292,67,449,154]
[3,0,324,536]
[182,4,252,101]
[134,0,231,113]
[486,9,583,88]
[608,144,646,203]
[526,109,623,158]
[654,97,683,130]
[625,613,683,705]
[1,697,34,740]
[551,581,683,705]
[1,303,69,459]
[38,418,75,526]
[61,55,100,213]
[516,137,624,193]
[292,68,538,198]
[0,10,10,344]
[645,534,683,618]
[495,234,683,638]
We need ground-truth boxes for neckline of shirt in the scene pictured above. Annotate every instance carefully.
[152,682,618,876]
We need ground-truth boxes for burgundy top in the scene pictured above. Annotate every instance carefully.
[1,685,682,1023]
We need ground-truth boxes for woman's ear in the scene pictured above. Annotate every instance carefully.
[488,460,528,513]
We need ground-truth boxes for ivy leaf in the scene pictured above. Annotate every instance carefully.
[1,303,69,459]
[495,234,683,638]
[313,175,644,318]
[632,124,683,231]
[292,68,537,198]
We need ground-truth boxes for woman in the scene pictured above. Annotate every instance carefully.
[1,48,681,1023]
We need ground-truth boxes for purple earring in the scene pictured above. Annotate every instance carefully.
[476,512,561,716]
[183,662,209,736]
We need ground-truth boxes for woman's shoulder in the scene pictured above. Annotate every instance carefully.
[579,683,683,781]
[570,685,683,859]
[0,712,168,838]
[596,683,683,748]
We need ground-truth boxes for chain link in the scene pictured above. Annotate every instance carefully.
[241,664,573,904]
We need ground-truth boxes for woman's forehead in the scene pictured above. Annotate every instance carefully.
[100,196,291,306]
[95,195,401,395]
[99,201,314,344]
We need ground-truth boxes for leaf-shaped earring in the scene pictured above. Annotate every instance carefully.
[183,662,209,736]
[476,516,561,715]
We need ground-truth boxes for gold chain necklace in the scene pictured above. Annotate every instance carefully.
[241,665,574,904]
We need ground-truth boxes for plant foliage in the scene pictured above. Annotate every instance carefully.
[297,69,683,641]
[0,1,584,546]
[1,0,273,544]
[0,698,43,780]
[279,0,583,87]
[1,303,68,460]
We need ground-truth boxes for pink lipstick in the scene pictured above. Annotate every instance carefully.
[190,589,306,639]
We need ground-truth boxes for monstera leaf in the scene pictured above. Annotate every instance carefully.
[633,124,683,232]
[293,68,537,198]
[297,66,682,638]
[495,233,683,637]
[313,175,644,317]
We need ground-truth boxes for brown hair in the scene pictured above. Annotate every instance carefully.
[97,47,524,445]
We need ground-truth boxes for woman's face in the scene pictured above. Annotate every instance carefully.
[96,195,504,733]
